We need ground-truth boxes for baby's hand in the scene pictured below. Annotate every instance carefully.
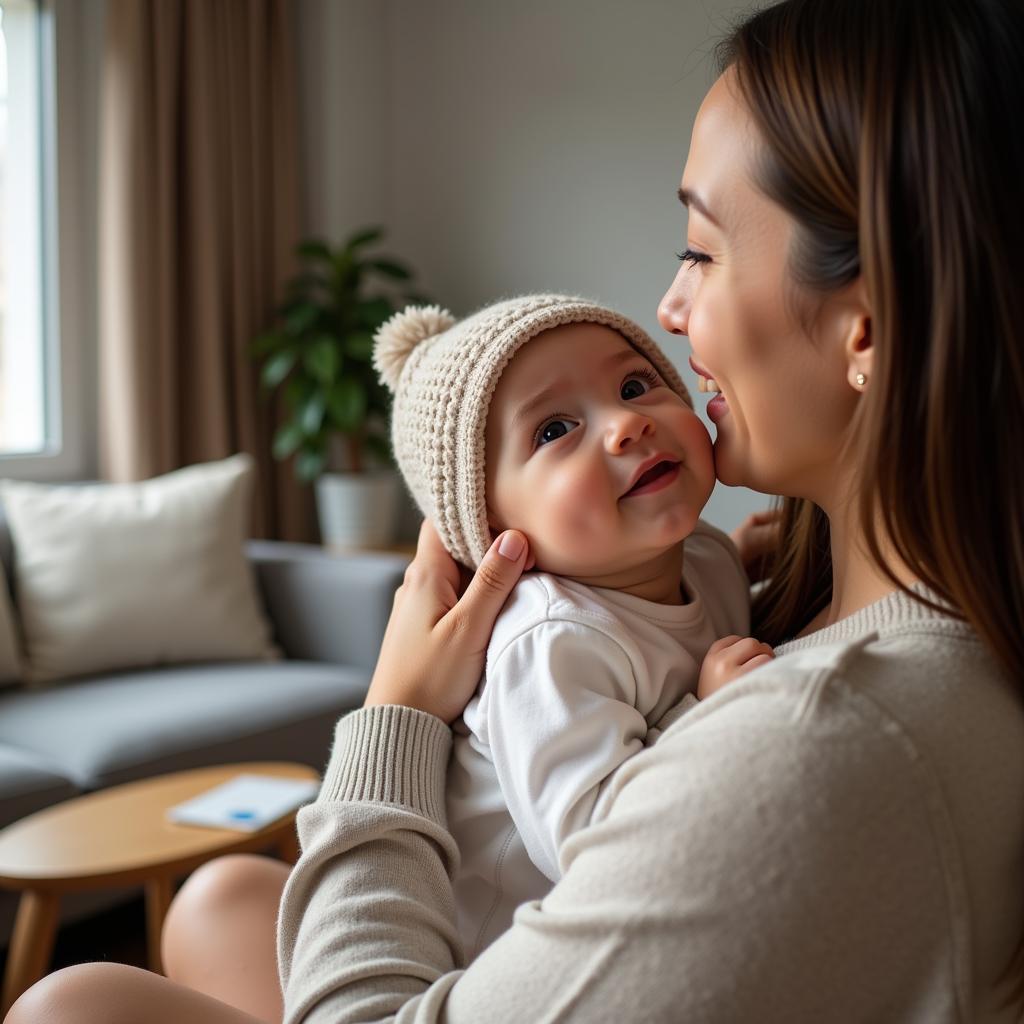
[698,635,775,700]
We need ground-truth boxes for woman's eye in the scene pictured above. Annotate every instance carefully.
[676,248,711,267]
[537,419,575,446]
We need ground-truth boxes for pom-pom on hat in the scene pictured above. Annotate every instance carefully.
[373,294,692,569]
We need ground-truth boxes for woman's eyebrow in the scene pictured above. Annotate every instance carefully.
[678,187,722,229]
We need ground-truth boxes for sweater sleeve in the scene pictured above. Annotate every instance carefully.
[480,619,647,880]
[278,675,964,1024]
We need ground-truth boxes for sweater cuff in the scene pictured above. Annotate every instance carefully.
[318,705,453,823]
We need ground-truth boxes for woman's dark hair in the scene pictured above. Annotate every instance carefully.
[719,0,1024,1000]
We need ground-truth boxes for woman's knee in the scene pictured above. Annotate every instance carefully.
[5,962,138,1023]
[162,854,289,974]
[171,854,285,914]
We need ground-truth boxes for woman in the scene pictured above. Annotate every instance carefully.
[8,0,1023,1020]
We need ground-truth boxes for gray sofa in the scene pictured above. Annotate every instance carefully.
[0,510,409,946]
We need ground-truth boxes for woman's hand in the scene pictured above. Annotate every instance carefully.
[364,520,532,724]
[730,508,783,584]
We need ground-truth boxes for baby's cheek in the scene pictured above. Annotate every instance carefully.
[684,415,715,477]
[529,465,613,571]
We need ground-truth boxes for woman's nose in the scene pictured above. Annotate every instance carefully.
[605,409,655,452]
[657,265,691,336]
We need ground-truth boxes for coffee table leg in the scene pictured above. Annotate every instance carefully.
[1,888,60,1016]
[144,875,173,975]
[277,830,300,864]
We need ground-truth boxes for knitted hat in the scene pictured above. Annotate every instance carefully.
[374,294,691,568]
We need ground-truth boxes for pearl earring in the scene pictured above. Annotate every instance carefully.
[855,373,867,387]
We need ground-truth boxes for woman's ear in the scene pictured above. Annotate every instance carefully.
[843,277,872,392]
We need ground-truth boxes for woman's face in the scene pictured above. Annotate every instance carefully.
[657,69,865,505]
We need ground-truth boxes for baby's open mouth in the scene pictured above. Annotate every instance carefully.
[624,459,680,497]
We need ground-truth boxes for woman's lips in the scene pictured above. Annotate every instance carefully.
[707,393,728,423]
[688,355,722,396]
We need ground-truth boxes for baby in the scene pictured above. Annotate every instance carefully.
[374,295,773,960]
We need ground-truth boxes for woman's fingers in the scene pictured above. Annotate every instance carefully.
[409,519,462,612]
[748,508,784,525]
[443,531,530,656]
[365,526,530,724]
[730,508,784,584]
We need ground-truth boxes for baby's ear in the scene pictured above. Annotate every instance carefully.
[485,504,502,537]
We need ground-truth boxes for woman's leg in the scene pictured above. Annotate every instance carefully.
[161,853,290,1023]
[4,962,267,1024]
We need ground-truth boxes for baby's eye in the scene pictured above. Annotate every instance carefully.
[621,378,649,400]
[536,418,576,446]
[620,367,660,400]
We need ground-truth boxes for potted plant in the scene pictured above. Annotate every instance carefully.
[253,227,428,548]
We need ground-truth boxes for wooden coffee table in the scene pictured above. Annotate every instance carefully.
[0,760,319,1015]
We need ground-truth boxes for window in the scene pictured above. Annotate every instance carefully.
[0,0,50,458]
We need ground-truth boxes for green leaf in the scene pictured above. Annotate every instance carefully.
[356,296,395,330]
[252,331,285,358]
[272,421,305,460]
[303,337,340,384]
[344,226,384,253]
[295,447,327,483]
[284,271,330,300]
[331,253,358,291]
[261,350,296,390]
[369,258,412,281]
[297,239,333,264]
[285,302,320,336]
[364,432,394,467]
[328,378,367,432]
[301,392,328,436]
[344,331,375,361]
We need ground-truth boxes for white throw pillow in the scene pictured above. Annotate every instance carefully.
[0,454,278,685]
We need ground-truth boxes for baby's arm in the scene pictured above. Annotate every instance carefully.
[480,619,647,881]
[697,635,775,699]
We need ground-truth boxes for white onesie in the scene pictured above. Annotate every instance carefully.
[447,519,750,959]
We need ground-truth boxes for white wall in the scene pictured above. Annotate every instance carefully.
[300,0,770,533]
[297,0,389,240]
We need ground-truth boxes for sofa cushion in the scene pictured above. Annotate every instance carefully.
[0,455,277,685]
[0,661,367,790]
[0,578,20,690]
[0,744,78,829]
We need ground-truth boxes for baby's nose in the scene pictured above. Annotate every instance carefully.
[605,410,655,452]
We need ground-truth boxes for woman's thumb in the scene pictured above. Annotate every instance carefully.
[453,531,529,641]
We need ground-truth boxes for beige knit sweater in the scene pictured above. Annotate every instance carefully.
[277,587,1024,1023]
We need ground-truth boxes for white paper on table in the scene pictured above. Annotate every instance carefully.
[166,773,320,832]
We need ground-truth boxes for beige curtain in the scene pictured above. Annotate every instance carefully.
[99,0,315,541]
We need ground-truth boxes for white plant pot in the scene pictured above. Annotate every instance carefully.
[314,470,402,550]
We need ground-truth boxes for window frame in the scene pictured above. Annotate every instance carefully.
[0,0,93,481]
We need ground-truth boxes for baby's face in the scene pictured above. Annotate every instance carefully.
[485,323,715,578]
